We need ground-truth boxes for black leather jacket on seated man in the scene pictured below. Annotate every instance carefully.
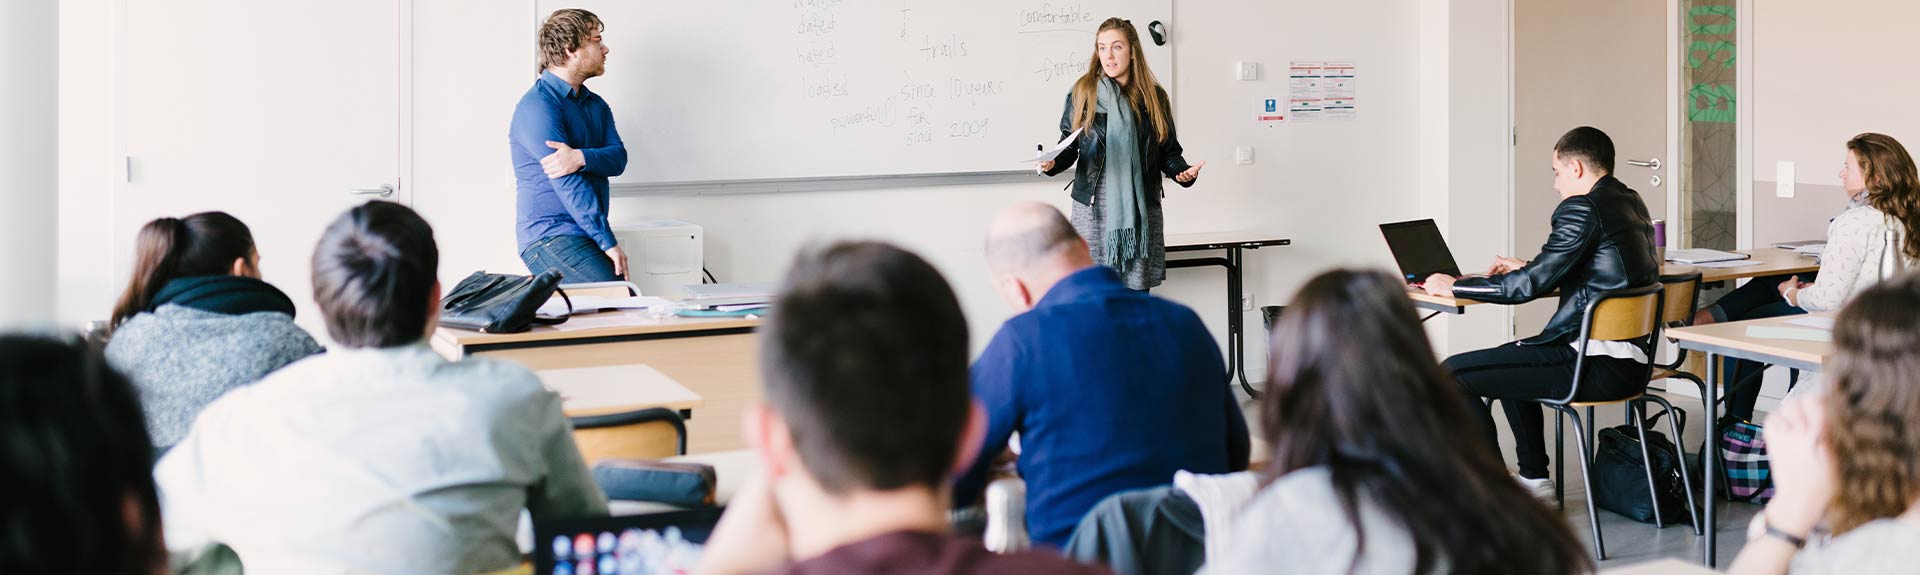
[1452,175,1661,346]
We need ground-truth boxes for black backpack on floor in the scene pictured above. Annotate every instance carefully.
[1590,409,1692,525]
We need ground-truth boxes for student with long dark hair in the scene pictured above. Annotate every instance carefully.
[104,212,321,450]
[0,335,167,574]
[1037,17,1204,291]
[1202,269,1590,574]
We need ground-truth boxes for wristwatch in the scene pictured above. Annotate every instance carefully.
[1761,515,1810,549]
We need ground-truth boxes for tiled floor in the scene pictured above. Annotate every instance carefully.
[1239,389,1765,569]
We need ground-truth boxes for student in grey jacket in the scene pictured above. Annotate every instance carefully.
[105,212,322,450]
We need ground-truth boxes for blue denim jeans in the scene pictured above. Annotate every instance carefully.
[520,234,620,283]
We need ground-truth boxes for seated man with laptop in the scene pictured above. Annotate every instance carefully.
[1409,127,1661,498]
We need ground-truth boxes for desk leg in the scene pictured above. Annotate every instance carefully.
[1226,247,1256,399]
[1167,253,1257,399]
[1704,352,1720,567]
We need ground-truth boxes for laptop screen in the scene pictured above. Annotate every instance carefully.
[1379,219,1462,283]
[533,507,725,575]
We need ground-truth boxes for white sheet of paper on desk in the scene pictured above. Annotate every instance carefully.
[714,303,771,312]
[1786,316,1836,330]
[1689,260,1763,269]
[1025,128,1083,163]
[537,295,673,318]
[1745,326,1831,342]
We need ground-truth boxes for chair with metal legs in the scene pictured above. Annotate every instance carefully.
[1534,283,1685,561]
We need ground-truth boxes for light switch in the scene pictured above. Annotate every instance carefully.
[1776,161,1796,198]
[1235,146,1254,165]
[1235,61,1259,81]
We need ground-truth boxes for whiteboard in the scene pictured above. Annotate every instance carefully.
[537,0,1174,188]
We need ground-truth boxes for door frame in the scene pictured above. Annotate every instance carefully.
[1509,0,1758,258]
[1666,0,1758,250]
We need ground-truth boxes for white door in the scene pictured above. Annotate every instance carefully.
[1512,0,1669,336]
[120,1,405,339]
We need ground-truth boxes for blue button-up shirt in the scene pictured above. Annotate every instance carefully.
[510,71,627,252]
[956,266,1250,548]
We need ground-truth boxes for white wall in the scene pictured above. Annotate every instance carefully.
[410,0,1473,377]
[1751,0,1920,246]
[60,0,1518,374]
[57,0,116,328]
[3,0,60,330]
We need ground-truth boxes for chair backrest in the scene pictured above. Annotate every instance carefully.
[1585,283,1666,342]
[570,407,687,467]
[1657,272,1704,327]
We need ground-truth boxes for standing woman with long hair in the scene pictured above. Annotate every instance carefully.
[1201,269,1589,574]
[1038,18,1204,291]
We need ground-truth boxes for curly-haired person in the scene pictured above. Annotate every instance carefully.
[1731,272,1920,575]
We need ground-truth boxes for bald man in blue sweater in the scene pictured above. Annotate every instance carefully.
[955,202,1250,548]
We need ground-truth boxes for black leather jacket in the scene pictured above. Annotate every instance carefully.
[1452,176,1661,346]
[1042,87,1196,205]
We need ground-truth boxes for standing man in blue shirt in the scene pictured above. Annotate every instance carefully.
[511,9,628,282]
[955,202,1250,548]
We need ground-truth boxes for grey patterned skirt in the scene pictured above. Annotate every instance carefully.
[1071,192,1166,291]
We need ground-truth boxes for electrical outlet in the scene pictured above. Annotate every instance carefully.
[1235,146,1254,165]
[1235,61,1259,81]
[1776,161,1796,198]
[1240,293,1255,312]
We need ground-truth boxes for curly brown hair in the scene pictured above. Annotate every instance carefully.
[537,9,602,74]
[1848,133,1920,261]
[1824,272,1920,534]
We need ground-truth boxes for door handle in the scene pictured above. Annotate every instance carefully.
[1625,158,1661,170]
[349,184,394,197]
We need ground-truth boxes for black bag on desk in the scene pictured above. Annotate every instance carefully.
[1591,410,1692,525]
[440,270,569,333]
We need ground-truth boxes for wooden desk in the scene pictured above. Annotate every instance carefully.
[1668,312,1832,567]
[433,310,760,455]
[537,364,704,418]
[1409,249,1823,318]
[1166,231,1293,398]
[1667,247,1821,284]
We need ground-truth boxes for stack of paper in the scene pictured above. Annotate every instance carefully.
[537,295,673,318]
[1666,248,1750,264]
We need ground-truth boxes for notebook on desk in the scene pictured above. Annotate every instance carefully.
[1380,219,1463,287]
[682,282,778,300]
[1666,248,1750,264]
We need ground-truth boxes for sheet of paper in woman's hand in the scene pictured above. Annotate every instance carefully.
[1025,128,1083,163]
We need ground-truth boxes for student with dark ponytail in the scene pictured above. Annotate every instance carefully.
[104,212,321,451]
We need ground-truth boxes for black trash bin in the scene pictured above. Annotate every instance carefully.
[1261,305,1286,333]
